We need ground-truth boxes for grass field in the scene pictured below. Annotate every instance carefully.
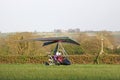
[0,64,120,80]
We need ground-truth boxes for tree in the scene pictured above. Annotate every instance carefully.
[0,37,9,55]
[6,32,40,55]
[76,33,101,55]
[94,31,115,64]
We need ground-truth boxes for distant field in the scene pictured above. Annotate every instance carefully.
[0,64,120,80]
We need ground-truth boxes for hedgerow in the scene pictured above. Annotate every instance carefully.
[0,55,120,64]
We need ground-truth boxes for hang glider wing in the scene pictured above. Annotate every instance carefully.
[29,37,80,46]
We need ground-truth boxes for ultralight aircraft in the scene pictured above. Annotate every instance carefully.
[20,37,80,65]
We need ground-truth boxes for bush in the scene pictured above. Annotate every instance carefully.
[0,56,47,64]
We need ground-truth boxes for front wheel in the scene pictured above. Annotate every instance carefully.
[62,58,71,65]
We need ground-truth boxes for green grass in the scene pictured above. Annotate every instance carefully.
[0,64,120,80]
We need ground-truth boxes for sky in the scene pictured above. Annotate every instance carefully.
[0,0,120,32]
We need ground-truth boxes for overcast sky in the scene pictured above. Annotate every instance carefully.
[0,0,120,32]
